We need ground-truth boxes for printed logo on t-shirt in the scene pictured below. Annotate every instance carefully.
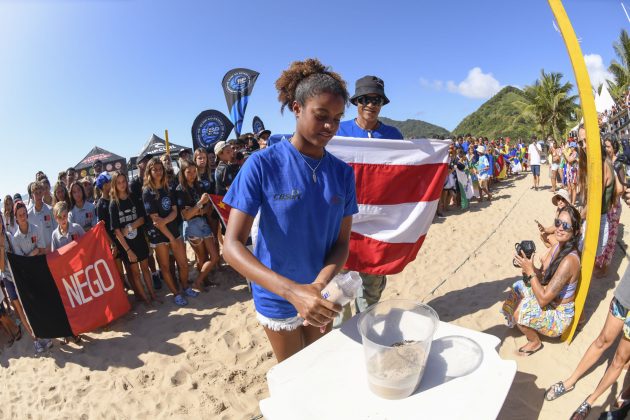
[161,196,171,211]
[86,212,93,220]
[44,215,51,222]
[71,233,79,241]
[31,235,37,244]
[273,189,302,201]
[330,195,343,206]
[125,226,138,240]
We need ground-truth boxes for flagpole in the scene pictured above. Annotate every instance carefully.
[622,2,630,24]
[165,129,170,156]
[548,0,602,344]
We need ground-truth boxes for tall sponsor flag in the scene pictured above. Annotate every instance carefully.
[7,222,130,338]
[222,68,259,137]
[191,109,234,150]
[252,116,265,134]
[328,137,450,275]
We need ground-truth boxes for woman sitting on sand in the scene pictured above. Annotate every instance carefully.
[545,188,630,420]
[222,58,357,363]
[501,205,581,355]
[537,189,571,248]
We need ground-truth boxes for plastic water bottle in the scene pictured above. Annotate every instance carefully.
[321,271,362,306]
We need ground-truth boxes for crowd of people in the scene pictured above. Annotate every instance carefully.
[0,131,271,354]
[3,56,630,419]
[495,120,630,418]
[439,133,550,215]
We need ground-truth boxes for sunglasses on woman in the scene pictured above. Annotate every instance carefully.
[357,96,384,106]
[554,219,572,231]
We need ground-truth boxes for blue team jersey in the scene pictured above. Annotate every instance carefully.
[336,119,404,139]
[224,140,359,318]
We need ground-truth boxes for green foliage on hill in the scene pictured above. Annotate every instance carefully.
[379,117,452,139]
[453,86,537,139]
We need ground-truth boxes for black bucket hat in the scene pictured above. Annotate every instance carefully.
[349,75,390,106]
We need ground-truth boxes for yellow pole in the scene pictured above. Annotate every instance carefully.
[165,129,170,156]
[548,0,602,343]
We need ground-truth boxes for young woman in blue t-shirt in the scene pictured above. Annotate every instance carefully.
[223,59,359,362]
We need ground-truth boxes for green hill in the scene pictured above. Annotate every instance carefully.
[379,117,451,139]
[453,86,536,139]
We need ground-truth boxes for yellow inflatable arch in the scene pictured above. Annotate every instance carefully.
[548,0,603,343]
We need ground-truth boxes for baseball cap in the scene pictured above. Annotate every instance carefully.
[214,141,228,155]
[94,172,112,190]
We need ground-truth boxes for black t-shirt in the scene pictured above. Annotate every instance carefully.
[110,197,145,232]
[142,186,179,241]
[175,183,203,219]
[96,197,114,239]
[199,171,215,195]
[129,175,144,206]
[214,162,239,195]
[109,197,149,260]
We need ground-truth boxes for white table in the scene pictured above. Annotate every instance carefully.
[259,316,516,420]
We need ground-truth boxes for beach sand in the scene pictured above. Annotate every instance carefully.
[1,171,629,419]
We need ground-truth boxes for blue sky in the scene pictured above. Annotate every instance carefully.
[0,0,627,196]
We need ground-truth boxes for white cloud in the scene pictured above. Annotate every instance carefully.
[447,67,502,99]
[584,53,613,88]
[419,78,443,90]
[419,67,502,99]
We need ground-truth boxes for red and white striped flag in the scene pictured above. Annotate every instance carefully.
[328,137,450,275]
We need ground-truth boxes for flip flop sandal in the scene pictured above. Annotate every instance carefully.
[518,343,544,356]
[570,401,591,420]
[174,294,188,307]
[545,381,574,401]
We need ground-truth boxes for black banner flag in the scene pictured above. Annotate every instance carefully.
[222,68,259,137]
[191,109,234,150]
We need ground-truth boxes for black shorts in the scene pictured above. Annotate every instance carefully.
[117,236,150,264]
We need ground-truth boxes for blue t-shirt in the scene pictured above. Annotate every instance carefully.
[224,140,359,318]
[336,119,404,139]
[462,141,469,153]
[477,155,492,177]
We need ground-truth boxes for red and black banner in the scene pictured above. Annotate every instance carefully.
[7,222,130,338]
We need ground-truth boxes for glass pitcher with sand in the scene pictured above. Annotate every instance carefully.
[358,300,439,399]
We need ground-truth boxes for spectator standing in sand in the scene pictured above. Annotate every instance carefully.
[334,75,402,327]
[528,135,542,190]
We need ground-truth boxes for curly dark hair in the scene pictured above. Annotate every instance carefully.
[275,58,348,114]
[541,205,581,285]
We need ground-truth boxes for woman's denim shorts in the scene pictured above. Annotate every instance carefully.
[183,217,213,242]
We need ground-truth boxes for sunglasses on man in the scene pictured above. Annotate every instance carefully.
[554,219,572,231]
[357,96,384,106]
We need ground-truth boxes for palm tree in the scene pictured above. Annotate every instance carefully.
[608,29,630,102]
[516,70,579,140]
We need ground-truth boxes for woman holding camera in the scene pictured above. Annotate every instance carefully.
[501,205,581,355]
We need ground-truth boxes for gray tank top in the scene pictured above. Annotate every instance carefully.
[614,266,630,309]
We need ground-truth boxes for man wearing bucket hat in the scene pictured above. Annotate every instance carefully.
[336,76,403,139]
[476,145,492,202]
[334,76,402,328]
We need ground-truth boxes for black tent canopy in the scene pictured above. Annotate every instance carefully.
[137,134,191,163]
[75,146,127,177]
